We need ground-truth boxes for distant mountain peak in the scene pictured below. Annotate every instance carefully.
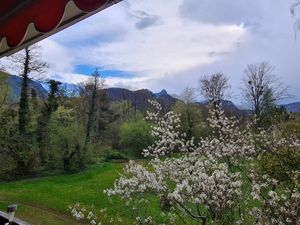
[155,89,169,97]
[106,87,177,112]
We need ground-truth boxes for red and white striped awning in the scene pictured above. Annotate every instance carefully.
[0,0,121,57]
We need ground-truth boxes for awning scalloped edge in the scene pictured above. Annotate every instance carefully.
[0,0,120,56]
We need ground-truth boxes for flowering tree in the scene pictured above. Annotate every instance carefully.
[250,171,300,225]
[105,100,300,225]
[105,101,245,224]
[248,126,300,224]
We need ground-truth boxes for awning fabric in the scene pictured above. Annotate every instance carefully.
[0,0,121,57]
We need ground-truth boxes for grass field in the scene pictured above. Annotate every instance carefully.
[0,163,155,225]
[0,161,259,225]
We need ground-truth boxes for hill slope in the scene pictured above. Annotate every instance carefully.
[4,74,48,102]
[282,102,300,113]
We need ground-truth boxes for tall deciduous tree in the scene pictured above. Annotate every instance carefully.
[9,45,48,135]
[37,80,62,164]
[198,72,230,109]
[241,62,288,120]
[81,69,105,146]
[77,69,107,167]
[173,87,202,141]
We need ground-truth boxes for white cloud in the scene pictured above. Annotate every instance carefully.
[66,0,246,84]
[44,72,89,84]
[82,22,245,75]
[38,0,300,103]
[40,39,74,73]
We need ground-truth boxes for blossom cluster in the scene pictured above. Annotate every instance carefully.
[104,160,166,199]
[105,100,300,224]
[144,100,188,157]
[68,203,122,225]
[154,157,242,210]
[106,101,247,224]
[250,171,300,225]
[197,108,257,166]
[68,203,102,225]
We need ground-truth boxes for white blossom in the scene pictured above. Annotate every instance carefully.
[105,101,300,224]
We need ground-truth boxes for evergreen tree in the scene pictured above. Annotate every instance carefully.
[8,45,48,172]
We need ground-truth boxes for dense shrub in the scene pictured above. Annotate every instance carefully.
[259,147,300,182]
[104,151,128,161]
[119,120,154,157]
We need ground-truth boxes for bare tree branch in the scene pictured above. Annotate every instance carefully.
[241,62,290,118]
[198,72,231,108]
[291,1,300,37]
[180,86,197,104]
[8,44,49,80]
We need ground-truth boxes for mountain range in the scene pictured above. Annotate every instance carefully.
[106,87,177,112]
[281,102,300,113]
[3,74,300,113]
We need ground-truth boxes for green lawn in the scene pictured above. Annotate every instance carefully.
[0,163,148,225]
[0,161,256,225]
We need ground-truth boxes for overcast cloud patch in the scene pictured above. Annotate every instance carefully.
[179,0,261,25]
[7,0,297,104]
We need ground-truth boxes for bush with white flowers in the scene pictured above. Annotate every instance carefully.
[105,100,300,224]
[68,203,124,225]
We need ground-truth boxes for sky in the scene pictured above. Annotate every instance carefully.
[7,0,300,104]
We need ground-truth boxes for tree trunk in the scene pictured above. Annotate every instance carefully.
[63,157,71,172]
[17,48,31,172]
[19,48,30,135]
[37,81,61,165]
[85,81,97,146]
[19,73,29,134]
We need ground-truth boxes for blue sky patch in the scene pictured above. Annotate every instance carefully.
[74,64,132,78]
